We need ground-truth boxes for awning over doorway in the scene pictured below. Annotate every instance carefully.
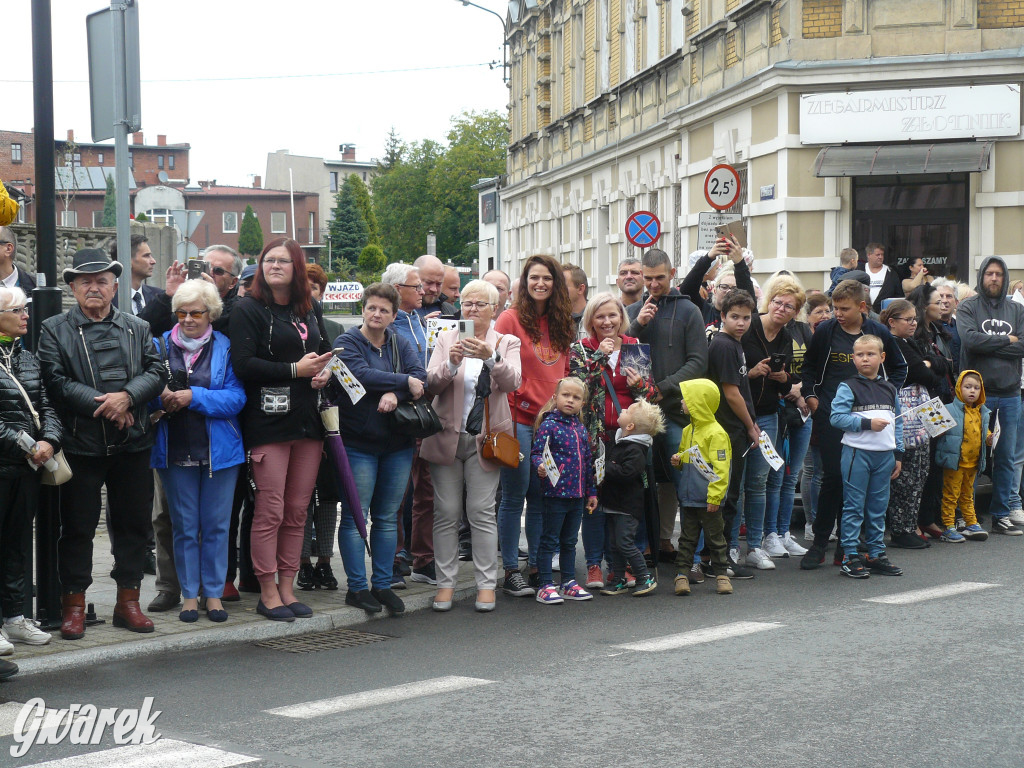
[813,141,993,177]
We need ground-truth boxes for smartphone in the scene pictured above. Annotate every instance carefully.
[332,347,345,356]
[715,220,747,249]
[770,352,786,372]
[458,319,474,340]
[187,259,208,280]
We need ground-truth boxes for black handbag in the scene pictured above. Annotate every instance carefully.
[388,334,443,439]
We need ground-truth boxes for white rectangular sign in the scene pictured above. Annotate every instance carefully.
[322,282,364,303]
[800,84,1021,144]
[696,212,742,251]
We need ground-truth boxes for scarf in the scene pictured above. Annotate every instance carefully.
[170,323,213,369]
[464,363,492,436]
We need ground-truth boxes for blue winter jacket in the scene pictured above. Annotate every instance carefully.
[149,330,246,471]
[394,309,428,369]
[531,410,597,499]
[934,372,990,473]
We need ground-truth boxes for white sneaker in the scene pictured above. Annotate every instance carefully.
[781,533,808,556]
[746,548,776,570]
[829,525,838,542]
[1008,509,1024,526]
[762,532,789,558]
[804,523,815,541]
[0,635,12,656]
[729,546,740,565]
[2,617,51,646]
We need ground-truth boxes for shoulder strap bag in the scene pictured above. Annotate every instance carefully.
[388,333,443,439]
[0,359,72,485]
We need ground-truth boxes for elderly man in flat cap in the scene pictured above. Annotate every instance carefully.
[36,249,166,640]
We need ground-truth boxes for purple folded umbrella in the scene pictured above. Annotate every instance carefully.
[321,405,370,555]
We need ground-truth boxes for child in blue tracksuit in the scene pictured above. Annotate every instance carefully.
[531,377,598,605]
[829,335,905,579]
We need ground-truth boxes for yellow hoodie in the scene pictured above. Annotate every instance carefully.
[676,379,732,506]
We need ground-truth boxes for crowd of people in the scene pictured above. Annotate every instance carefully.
[0,226,1020,679]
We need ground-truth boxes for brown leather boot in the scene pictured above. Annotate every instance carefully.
[60,592,86,640]
[113,588,155,633]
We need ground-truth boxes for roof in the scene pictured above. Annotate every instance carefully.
[182,185,316,198]
[55,166,137,191]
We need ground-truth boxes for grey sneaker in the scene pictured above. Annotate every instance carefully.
[992,516,1023,536]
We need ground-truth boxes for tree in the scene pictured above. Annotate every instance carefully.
[238,204,264,257]
[133,211,149,222]
[343,174,379,247]
[101,174,117,227]
[377,127,403,173]
[372,139,441,263]
[328,181,368,271]
[357,243,386,285]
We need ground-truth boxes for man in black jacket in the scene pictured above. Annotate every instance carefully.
[37,250,166,640]
[139,244,241,337]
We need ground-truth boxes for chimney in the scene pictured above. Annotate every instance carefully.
[67,129,74,142]
[340,143,356,161]
[132,131,144,145]
[157,134,166,146]
[253,175,262,189]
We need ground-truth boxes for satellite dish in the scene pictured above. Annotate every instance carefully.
[158,171,169,184]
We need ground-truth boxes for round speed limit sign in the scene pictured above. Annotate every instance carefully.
[704,164,742,211]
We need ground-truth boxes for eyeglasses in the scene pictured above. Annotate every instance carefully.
[263,258,292,267]
[398,283,425,292]
[715,283,735,291]
[461,301,494,310]
[0,306,28,315]
[174,309,210,320]
[770,298,798,313]
[210,266,237,277]
[896,316,918,324]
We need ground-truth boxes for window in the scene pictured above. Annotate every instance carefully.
[97,152,104,164]
[271,212,287,234]
[61,210,77,227]
[128,152,134,170]
[16,205,25,224]
[92,211,104,227]
[329,172,339,192]
[222,211,238,233]
[362,172,367,181]
[157,155,164,169]
[168,155,175,170]
[73,153,81,167]
[308,212,315,243]
[11,144,22,164]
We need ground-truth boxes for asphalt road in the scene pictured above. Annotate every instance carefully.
[1,529,1021,768]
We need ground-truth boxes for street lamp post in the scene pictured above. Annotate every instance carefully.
[455,0,509,84]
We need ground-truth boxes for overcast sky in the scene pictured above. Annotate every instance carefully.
[6,0,509,187]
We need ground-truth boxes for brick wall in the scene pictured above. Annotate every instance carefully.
[0,131,34,185]
[802,0,842,39]
[978,0,1024,28]
[726,29,740,67]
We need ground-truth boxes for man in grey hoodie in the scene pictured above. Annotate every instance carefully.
[956,256,1024,535]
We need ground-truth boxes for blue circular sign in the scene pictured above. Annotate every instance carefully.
[625,211,661,248]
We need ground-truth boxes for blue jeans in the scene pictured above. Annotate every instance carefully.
[986,394,1020,520]
[339,446,415,592]
[840,446,893,559]
[765,415,812,537]
[158,464,239,600]
[498,422,543,570]
[743,412,779,549]
[537,496,584,587]
[1009,394,1024,510]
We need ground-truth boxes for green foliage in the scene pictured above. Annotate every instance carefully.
[133,211,149,223]
[102,175,117,227]
[371,110,507,265]
[238,204,263,257]
[343,174,379,247]
[378,127,403,173]
[357,243,386,274]
[328,182,368,268]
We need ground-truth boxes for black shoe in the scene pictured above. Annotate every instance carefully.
[865,555,903,576]
[371,587,405,616]
[296,563,316,591]
[992,516,1024,536]
[840,554,869,579]
[256,600,295,622]
[458,541,472,561]
[657,548,677,563]
[502,570,535,597]
[143,550,157,576]
[800,542,827,570]
[313,562,339,590]
[287,601,313,618]
[527,570,540,589]
[147,591,181,612]
[890,531,928,549]
[726,556,755,580]
[833,545,845,566]
[0,658,18,679]
[409,562,437,585]
[345,589,383,613]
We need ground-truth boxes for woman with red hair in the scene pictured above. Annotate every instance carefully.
[230,238,332,622]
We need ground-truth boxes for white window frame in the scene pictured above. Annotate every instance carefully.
[271,212,287,234]
[61,210,77,227]
[12,143,23,163]
[222,211,238,233]
[92,211,104,227]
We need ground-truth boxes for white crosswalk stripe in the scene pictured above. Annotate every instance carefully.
[264,675,495,719]
[615,621,784,652]
[11,738,258,767]
[863,581,999,605]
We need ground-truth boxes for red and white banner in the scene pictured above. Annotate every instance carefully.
[322,282,364,303]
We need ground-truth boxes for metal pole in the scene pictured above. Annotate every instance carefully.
[30,0,64,629]
[111,1,133,314]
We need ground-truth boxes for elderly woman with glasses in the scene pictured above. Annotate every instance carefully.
[737,275,806,570]
[0,288,61,661]
[420,280,521,612]
[150,279,246,623]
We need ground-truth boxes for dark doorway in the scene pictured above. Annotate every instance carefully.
[852,173,969,281]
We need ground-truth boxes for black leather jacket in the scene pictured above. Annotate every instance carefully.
[0,341,62,478]
[37,304,166,456]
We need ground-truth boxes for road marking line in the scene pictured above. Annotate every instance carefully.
[614,621,784,652]
[15,738,258,768]
[863,581,999,605]
[264,675,495,719]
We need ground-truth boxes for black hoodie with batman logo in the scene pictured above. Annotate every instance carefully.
[956,256,1024,398]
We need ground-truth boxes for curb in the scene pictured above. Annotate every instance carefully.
[14,583,478,678]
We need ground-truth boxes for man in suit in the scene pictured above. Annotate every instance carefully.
[110,234,160,315]
[0,227,36,294]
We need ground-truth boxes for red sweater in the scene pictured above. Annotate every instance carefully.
[494,309,570,426]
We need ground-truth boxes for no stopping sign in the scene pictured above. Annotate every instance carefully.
[704,164,742,211]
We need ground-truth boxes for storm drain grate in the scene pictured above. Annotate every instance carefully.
[255,628,391,654]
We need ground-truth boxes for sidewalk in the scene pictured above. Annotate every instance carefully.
[11,527,481,678]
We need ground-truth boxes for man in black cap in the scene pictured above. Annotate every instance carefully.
[36,249,166,640]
